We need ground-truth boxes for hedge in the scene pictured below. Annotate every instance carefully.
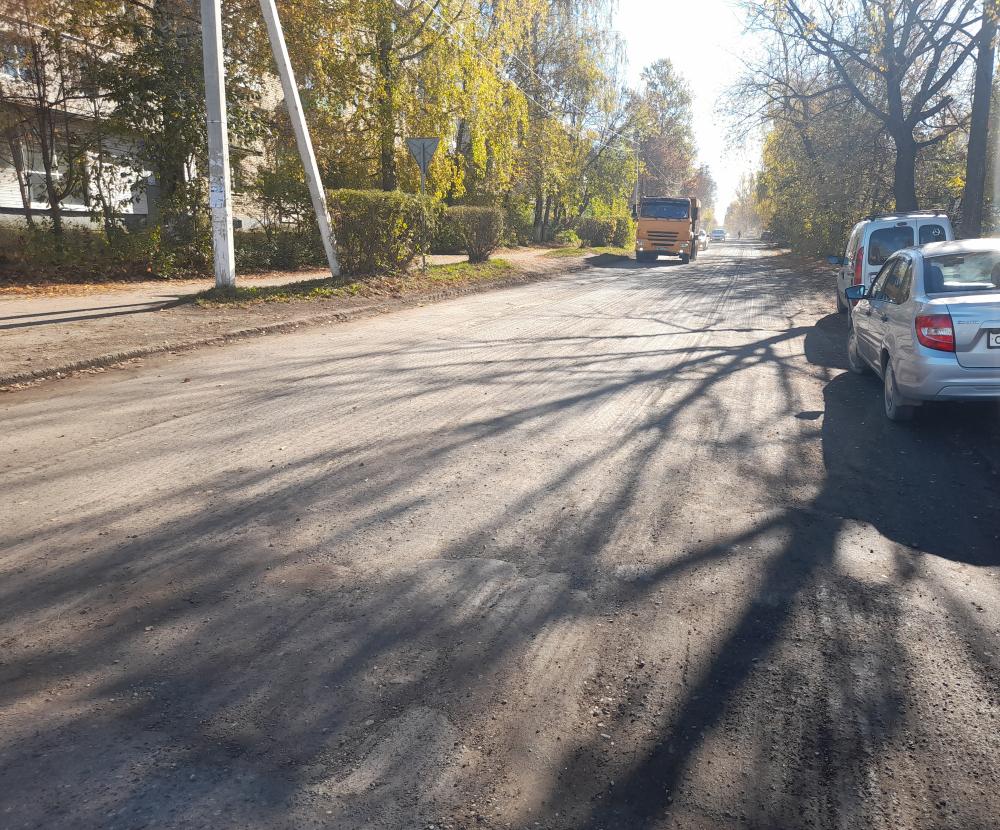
[234,229,327,271]
[574,215,635,248]
[610,215,635,248]
[327,189,441,276]
[446,205,504,262]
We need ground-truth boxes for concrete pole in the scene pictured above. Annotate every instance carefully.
[200,0,236,288]
[258,0,340,277]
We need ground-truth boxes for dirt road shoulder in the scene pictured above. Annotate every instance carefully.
[1,254,593,391]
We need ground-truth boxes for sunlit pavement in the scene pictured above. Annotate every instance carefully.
[2,241,999,829]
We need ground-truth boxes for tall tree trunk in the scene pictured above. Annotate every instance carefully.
[533,192,544,242]
[892,128,919,212]
[376,19,397,192]
[960,3,997,238]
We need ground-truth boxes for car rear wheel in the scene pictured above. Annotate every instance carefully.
[847,326,867,375]
[883,361,915,422]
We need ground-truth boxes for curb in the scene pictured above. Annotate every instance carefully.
[1,261,587,389]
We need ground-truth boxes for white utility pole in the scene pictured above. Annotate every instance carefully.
[258,0,340,277]
[200,0,236,288]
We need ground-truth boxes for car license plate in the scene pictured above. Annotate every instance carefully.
[989,330,1000,349]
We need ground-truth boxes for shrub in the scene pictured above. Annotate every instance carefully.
[430,211,466,254]
[554,229,582,247]
[327,189,439,276]
[610,215,635,248]
[576,217,615,247]
[0,222,210,282]
[447,205,504,262]
[234,228,327,271]
[502,201,535,246]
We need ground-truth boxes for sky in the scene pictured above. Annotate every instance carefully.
[613,0,760,214]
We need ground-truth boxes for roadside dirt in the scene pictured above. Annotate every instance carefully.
[0,251,582,388]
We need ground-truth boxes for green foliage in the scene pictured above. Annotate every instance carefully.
[327,189,440,275]
[755,102,965,256]
[446,206,504,263]
[431,213,467,255]
[0,222,208,281]
[576,217,616,247]
[554,229,582,247]
[234,230,327,271]
[501,201,536,246]
[610,215,635,248]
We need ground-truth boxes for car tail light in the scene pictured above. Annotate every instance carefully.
[915,313,955,352]
[853,246,864,284]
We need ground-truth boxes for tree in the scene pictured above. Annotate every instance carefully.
[960,0,998,236]
[637,58,696,195]
[724,173,763,237]
[747,0,981,211]
[93,0,264,236]
[0,0,91,238]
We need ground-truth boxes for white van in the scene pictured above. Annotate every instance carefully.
[833,212,953,312]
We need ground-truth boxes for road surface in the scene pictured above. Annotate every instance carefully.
[3,242,999,829]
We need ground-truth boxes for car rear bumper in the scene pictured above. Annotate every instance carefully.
[934,384,1000,399]
[896,353,1000,400]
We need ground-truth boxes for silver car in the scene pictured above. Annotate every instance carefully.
[844,239,1000,421]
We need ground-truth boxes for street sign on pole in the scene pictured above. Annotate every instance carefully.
[406,137,439,194]
[406,138,439,273]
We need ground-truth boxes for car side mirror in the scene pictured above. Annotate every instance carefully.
[827,255,845,266]
[844,285,867,301]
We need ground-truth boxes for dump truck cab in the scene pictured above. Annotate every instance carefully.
[634,196,701,263]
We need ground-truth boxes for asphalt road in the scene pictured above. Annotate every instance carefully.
[2,242,1000,830]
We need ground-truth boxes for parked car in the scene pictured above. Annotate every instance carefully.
[711,228,727,242]
[696,229,708,251]
[843,238,1000,421]
[830,211,954,313]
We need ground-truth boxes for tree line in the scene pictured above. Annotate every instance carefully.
[0,0,716,273]
[727,0,996,256]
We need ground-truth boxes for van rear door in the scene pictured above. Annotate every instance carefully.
[864,224,914,286]
[916,219,951,245]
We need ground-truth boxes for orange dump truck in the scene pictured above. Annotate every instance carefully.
[634,196,701,263]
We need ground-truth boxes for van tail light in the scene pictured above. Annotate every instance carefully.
[853,246,864,284]
[915,313,955,352]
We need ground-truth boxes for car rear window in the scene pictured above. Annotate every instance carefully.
[868,227,914,265]
[924,251,1000,294]
[919,224,947,244]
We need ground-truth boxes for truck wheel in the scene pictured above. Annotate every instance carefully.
[680,253,690,264]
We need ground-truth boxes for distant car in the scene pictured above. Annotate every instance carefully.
[844,238,1000,421]
[831,211,954,313]
[696,229,708,251]
[710,228,727,242]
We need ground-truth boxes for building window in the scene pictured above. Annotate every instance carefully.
[1,36,34,83]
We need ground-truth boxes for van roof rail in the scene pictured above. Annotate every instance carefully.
[866,209,948,220]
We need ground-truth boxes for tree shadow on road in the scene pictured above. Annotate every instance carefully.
[2,250,999,829]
